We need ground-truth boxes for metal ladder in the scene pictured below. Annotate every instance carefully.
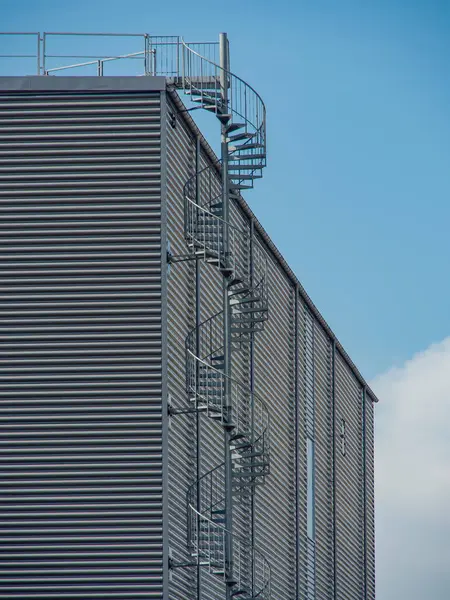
[180,36,272,599]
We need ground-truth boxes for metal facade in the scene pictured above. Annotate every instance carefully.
[0,81,166,598]
[0,74,376,600]
[165,89,376,600]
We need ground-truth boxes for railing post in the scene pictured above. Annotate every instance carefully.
[36,33,41,75]
[219,30,235,600]
[181,37,185,88]
[144,34,149,75]
[42,32,46,75]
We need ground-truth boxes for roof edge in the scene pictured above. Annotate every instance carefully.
[0,75,167,92]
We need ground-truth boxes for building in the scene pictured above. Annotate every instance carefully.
[0,32,377,599]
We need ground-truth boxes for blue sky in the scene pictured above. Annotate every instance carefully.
[2,2,450,598]
[2,0,449,380]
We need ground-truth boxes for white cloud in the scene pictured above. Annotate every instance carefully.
[371,337,450,600]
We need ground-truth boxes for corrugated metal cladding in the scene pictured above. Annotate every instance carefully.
[334,352,364,600]
[253,246,297,599]
[364,391,376,600]
[0,84,166,598]
[165,95,197,599]
[298,298,334,600]
[0,79,375,600]
[164,87,376,600]
[311,319,333,600]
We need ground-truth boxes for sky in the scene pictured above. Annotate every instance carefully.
[1,1,449,598]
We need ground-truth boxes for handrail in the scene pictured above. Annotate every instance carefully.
[185,346,270,449]
[187,501,271,597]
[44,49,154,75]
[180,38,266,115]
[180,38,267,171]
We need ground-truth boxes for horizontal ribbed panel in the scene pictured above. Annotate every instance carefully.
[0,89,164,599]
[166,98,197,599]
[365,395,376,600]
[335,352,364,600]
[312,322,333,600]
[164,91,374,600]
[254,254,296,598]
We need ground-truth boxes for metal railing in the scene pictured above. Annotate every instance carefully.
[181,39,266,171]
[0,32,218,77]
[185,346,270,440]
[184,197,250,281]
[187,470,271,597]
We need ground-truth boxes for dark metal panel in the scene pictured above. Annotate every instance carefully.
[165,96,197,599]
[167,96,232,600]
[166,95,226,600]
[254,248,297,599]
[334,352,364,600]
[313,321,333,600]
[0,89,164,598]
[160,89,170,600]
[165,90,375,600]
[297,295,308,599]
[365,397,375,600]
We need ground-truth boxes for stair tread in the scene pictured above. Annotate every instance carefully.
[227,132,255,142]
[229,173,262,180]
[228,153,266,161]
[229,143,264,152]
[226,121,246,133]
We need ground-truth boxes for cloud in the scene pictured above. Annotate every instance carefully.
[371,337,450,600]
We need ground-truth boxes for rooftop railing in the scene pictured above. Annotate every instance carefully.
[0,32,218,77]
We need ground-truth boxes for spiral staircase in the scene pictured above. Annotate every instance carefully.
[178,37,272,599]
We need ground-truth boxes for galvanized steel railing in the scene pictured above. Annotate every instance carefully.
[180,39,266,175]
[187,466,271,598]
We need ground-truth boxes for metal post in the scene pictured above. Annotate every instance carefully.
[36,34,40,75]
[144,34,149,75]
[42,32,46,75]
[219,31,234,600]
[195,136,202,600]
[181,37,185,88]
[97,60,103,76]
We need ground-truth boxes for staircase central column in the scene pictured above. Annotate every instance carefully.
[219,31,234,599]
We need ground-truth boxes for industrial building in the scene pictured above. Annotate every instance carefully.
[0,32,377,599]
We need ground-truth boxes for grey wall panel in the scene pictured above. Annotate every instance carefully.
[365,396,375,600]
[303,305,316,600]
[165,90,375,600]
[296,295,308,599]
[254,247,297,599]
[335,352,364,600]
[313,321,333,600]
[166,97,197,599]
[0,90,164,598]
[166,98,226,599]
